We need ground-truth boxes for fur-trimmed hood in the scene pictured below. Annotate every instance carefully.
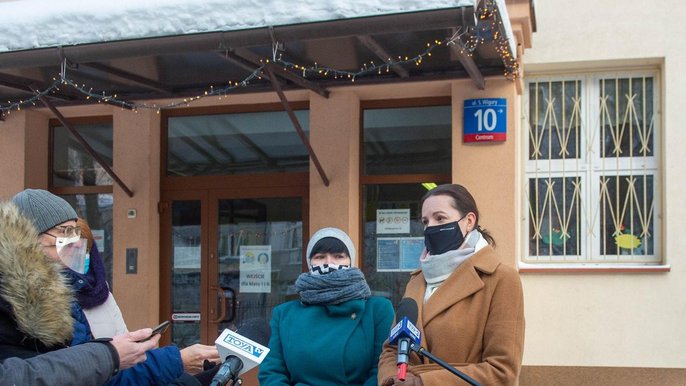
[0,201,74,350]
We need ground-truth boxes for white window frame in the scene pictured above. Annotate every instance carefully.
[521,69,663,268]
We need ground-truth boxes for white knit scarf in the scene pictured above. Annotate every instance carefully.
[420,230,486,303]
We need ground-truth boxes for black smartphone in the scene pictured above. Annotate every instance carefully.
[138,320,170,342]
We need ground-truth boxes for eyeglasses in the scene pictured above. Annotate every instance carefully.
[44,225,82,239]
[41,237,86,249]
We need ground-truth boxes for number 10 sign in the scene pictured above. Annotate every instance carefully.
[463,98,507,142]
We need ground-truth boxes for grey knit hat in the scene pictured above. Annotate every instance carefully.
[11,189,78,234]
[305,227,356,268]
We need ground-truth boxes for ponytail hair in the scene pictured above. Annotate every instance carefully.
[421,184,496,247]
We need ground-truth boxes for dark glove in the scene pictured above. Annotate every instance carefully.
[380,373,424,386]
[203,360,217,371]
[193,360,220,386]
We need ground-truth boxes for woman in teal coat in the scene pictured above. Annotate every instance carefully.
[259,227,394,386]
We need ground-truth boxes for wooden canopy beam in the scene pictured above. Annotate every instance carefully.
[232,48,330,98]
[265,66,329,187]
[357,35,409,79]
[31,86,134,197]
[81,62,174,96]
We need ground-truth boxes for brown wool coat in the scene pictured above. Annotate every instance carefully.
[378,246,525,386]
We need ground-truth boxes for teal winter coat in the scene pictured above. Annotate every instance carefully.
[259,297,394,386]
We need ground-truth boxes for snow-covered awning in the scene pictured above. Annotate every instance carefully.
[0,0,475,53]
[0,0,520,116]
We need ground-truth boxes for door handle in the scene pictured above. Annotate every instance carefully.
[210,286,236,324]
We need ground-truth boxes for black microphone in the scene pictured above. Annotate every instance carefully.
[209,355,243,386]
[389,298,421,381]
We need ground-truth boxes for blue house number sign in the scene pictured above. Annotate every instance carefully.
[463,98,507,142]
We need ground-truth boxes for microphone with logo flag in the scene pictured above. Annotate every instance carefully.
[210,327,270,386]
[389,298,421,382]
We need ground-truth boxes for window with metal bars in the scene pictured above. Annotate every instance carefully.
[523,71,660,265]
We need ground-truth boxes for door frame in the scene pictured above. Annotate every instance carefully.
[159,173,309,345]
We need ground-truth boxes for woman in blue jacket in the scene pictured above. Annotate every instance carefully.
[259,227,394,386]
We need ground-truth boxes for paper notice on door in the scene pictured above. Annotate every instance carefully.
[239,245,271,293]
[376,209,410,234]
[92,229,105,253]
[376,237,423,272]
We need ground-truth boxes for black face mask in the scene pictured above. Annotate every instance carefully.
[423,215,467,255]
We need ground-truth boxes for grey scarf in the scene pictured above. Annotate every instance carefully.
[295,268,371,305]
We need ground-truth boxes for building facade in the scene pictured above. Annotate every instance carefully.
[1,0,684,384]
[518,0,686,384]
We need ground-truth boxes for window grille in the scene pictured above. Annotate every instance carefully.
[524,72,660,264]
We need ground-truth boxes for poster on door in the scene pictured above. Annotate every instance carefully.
[376,237,423,272]
[376,209,410,234]
[239,245,271,293]
[92,229,105,253]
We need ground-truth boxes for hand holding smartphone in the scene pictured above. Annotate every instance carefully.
[137,320,170,342]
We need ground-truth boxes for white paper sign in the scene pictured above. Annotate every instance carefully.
[376,237,423,272]
[171,313,201,322]
[239,245,271,293]
[376,209,410,234]
[92,229,105,253]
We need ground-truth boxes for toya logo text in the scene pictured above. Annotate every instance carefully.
[224,336,264,358]
[407,321,420,340]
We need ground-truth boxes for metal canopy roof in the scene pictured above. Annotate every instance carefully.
[0,4,516,114]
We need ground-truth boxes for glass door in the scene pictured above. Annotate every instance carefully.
[160,188,307,348]
[209,197,303,346]
[160,191,209,346]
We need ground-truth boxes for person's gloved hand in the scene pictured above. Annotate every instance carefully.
[380,376,395,386]
[380,373,424,386]
[192,360,220,386]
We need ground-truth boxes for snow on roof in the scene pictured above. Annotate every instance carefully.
[0,0,475,53]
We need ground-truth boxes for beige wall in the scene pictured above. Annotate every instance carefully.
[522,0,686,369]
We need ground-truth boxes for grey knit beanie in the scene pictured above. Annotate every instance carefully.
[305,227,356,268]
[11,189,78,234]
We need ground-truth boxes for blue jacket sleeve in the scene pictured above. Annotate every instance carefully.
[103,345,184,386]
[363,297,395,386]
[257,305,292,385]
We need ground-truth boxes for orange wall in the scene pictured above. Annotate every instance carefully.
[0,77,522,329]
[0,109,50,198]
[451,79,519,267]
[111,108,162,329]
[308,91,361,249]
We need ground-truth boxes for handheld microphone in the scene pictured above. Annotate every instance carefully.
[389,298,420,382]
[210,355,243,386]
[210,328,270,386]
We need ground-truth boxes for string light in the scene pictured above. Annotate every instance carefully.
[1,0,518,119]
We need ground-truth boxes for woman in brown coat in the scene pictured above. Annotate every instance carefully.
[378,184,524,386]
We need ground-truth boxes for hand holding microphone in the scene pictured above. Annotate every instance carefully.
[388,298,421,382]
[210,328,270,386]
